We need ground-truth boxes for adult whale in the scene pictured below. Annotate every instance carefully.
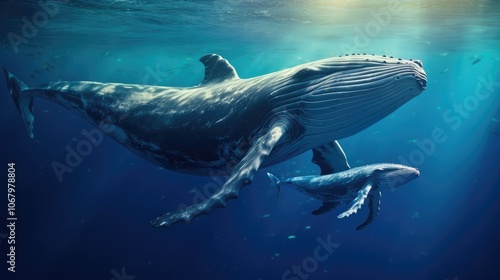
[4,53,427,229]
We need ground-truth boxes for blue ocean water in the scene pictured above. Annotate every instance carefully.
[0,0,499,279]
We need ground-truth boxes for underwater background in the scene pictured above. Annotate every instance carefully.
[0,0,499,279]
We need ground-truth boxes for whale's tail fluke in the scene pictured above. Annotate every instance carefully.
[4,68,35,138]
[266,172,281,199]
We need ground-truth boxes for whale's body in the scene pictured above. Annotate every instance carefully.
[4,53,427,228]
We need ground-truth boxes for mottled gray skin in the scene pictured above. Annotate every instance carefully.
[4,53,427,228]
[268,163,420,230]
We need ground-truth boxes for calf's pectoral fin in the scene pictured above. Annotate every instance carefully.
[150,120,289,229]
[356,191,381,231]
[311,201,338,215]
[337,182,372,219]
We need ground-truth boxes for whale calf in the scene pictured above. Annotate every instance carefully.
[267,141,420,230]
[4,53,427,229]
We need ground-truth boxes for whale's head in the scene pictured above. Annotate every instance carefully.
[277,54,427,142]
[367,163,420,190]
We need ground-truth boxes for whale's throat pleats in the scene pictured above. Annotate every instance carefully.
[271,62,418,142]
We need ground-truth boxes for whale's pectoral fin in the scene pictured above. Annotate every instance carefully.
[337,182,372,219]
[150,120,289,229]
[356,191,381,231]
[312,140,351,175]
[311,201,338,215]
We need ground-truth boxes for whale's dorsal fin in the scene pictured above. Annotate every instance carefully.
[312,140,351,175]
[199,54,239,85]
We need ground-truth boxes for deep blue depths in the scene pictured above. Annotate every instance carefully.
[0,1,500,280]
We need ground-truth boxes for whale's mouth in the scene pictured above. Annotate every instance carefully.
[382,166,420,179]
[411,59,427,90]
[374,164,420,189]
[416,71,427,90]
